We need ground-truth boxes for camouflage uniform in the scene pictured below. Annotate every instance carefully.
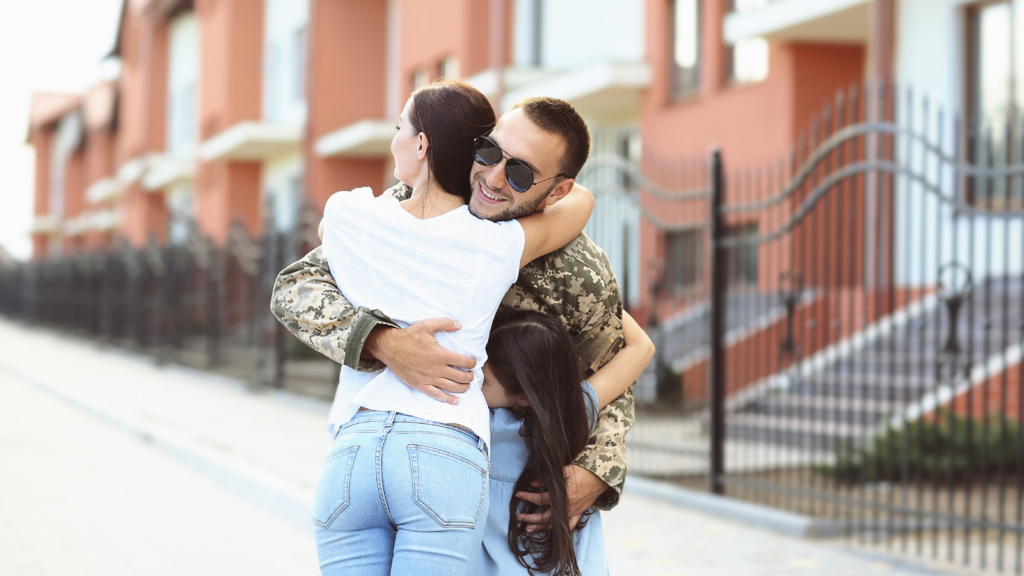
[271,183,634,509]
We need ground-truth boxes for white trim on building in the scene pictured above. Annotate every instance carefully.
[315,120,396,158]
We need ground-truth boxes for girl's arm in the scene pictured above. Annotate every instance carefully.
[589,311,655,409]
[517,181,595,268]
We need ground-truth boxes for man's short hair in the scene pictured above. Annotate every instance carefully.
[509,97,591,180]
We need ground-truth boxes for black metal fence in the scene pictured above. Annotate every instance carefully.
[2,83,1023,574]
[600,83,1023,574]
[0,216,339,399]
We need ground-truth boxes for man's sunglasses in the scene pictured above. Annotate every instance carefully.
[473,136,567,193]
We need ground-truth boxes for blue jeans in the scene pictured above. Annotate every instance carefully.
[313,411,490,576]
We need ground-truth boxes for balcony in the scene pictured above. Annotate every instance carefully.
[723,0,869,44]
[29,215,59,235]
[116,156,150,186]
[142,155,196,191]
[85,178,123,204]
[465,61,650,122]
[62,210,119,236]
[315,119,395,159]
[200,122,302,162]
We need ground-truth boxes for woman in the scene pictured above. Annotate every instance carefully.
[480,308,653,576]
[312,80,594,575]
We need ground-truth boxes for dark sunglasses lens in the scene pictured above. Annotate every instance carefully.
[474,139,502,166]
[505,161,533,192]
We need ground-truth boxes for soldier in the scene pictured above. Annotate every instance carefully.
[272,97,634,529]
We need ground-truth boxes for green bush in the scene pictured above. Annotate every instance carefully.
[823,411,1023,484]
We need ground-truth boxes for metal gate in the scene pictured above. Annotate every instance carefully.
[578,83,1024,574]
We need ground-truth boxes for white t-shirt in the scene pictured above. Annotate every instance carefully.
[320,187,526,448]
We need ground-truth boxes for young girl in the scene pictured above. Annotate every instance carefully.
[312,80,594,575]
[481,308,654,576]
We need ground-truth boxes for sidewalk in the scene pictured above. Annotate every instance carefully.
[0,319,967,575]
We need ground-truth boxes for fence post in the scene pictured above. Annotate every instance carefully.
[206,242,221,369]
[708,148,726,496]
[271,234,287,389]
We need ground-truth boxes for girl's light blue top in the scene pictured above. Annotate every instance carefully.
[479,381,608,575]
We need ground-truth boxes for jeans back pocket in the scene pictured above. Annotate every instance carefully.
[408,444,487,528]
[312,445,360,529]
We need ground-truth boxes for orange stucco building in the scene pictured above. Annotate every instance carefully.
[25,0,888,307]
[21,0,1021,418]
[20,0,933,310]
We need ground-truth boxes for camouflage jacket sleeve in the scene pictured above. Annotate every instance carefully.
[507,235,634,511]
[572,273,633,511]
[269,183,410,369]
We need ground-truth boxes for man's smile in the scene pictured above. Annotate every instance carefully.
[476,181,508,204]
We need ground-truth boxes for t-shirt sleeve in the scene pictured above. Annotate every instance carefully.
[321,193,342,262]
[321,188,374,261]
[496,219,526,277]
[581,380,599,434]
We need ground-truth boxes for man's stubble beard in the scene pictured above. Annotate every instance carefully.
[468,179,557,223]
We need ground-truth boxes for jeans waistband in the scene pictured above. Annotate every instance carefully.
[346,410,482,447]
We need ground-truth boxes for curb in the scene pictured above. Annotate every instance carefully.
[5,343,846,541]
[623,476,849,539]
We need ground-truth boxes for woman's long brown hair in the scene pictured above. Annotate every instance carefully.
[486,308,595,576]
[409,79,495,202]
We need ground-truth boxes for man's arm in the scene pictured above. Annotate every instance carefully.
[571,260,633,511]
[270,182,476,398]
[270,245,397,370]
[574,385,634,509]
[271,247,478,399]
[513,248,635,524]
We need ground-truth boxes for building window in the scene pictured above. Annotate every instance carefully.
[617,130,640,189]
[167,12,199,155]
[967,0,1023,210]
[664,229,704,296]
[293,25,307,101]
[726,0,769,84]
[265,43,282,122]
[724,224,759,289]
[513,0,544,66]
[167,184,194,246]
[412,68,430,90]
[49,112,83,226]
[437,55,460,80]
[263,0,309,125]
[265,175,303,233]
[671,0,701,99]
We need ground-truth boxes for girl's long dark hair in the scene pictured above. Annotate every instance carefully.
[486,308,595,576]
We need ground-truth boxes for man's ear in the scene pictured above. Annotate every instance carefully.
[417,132,430,160]
[541,178,576,209]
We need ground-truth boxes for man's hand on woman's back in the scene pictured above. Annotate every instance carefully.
[364,318,476,405]
[513,465,608,532]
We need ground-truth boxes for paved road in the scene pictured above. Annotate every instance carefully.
[0,357,318,575]
[0,319,971,575]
